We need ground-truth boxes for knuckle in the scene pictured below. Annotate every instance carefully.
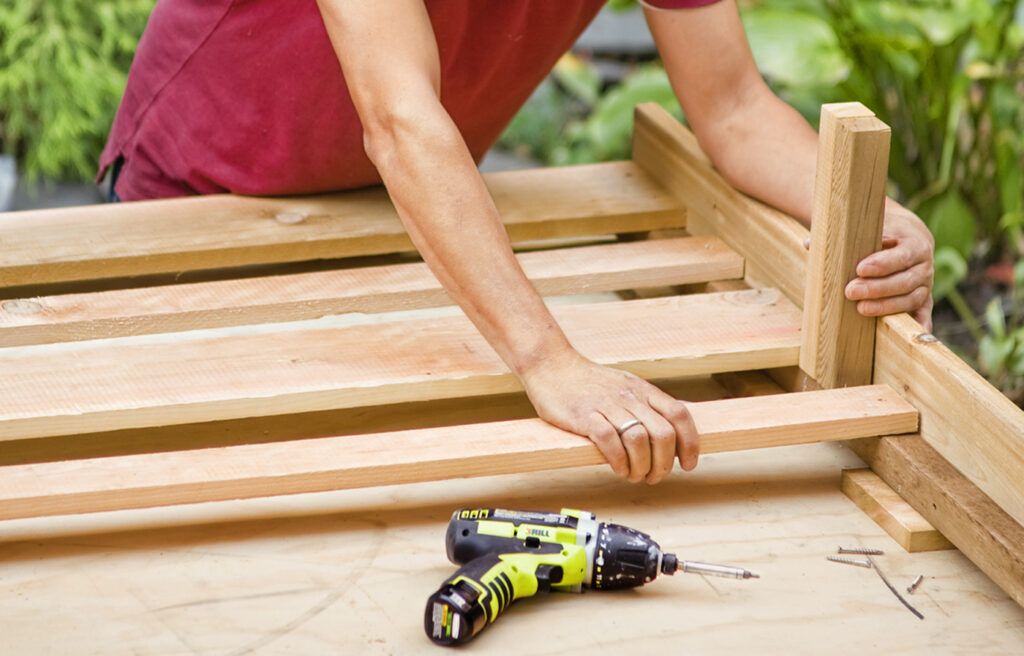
[650,428,674,444]
[590,424,616,443]
[665,401,690,422]
[622,429,648,446]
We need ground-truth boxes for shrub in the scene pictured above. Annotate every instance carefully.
[0,1,154,182]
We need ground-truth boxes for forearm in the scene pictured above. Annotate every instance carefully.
[697,88,819,225]
[364,106,575,376]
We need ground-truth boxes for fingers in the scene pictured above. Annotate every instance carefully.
[648,390,699,472]
[601,408,651,483]
[856,239,931,278]
[627,404,676,485]
[845,261,932,301]
[914,295,935,332]
[584,413,629,478]
[856,286,931,317]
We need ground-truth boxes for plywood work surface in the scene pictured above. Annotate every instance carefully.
[1,443,1021,655]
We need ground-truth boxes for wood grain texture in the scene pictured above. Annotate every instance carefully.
[0,289,800,441]
[0,162,684,286]
[0,236,743,346]
[841,468,953,552]
[851,434,1024,607]
[0,385,917,520]
[0,377,730,467]
[800,103,890,388]
[631,104,809,305]
[873,313,1024,529]
[3,447,1021,654]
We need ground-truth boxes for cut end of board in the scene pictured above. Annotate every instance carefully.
[841,468,955,553]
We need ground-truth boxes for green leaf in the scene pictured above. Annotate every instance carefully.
[1009,332,1024,375]
[932,246,968,302]
[985,297,1007,339]
[575,66,680,161]
[552,54,601,107]
[926,190,977,260]
[741,8,850,88]
[979,333,1014,375]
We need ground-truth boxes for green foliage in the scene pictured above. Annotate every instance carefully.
[0,0,154,182]
[977,262,1024,400]
[499,56,682,166]
[740,0,1024,263]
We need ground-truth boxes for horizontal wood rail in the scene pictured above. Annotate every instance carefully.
[0,161,684,287]
[0,236,742,347]
[0,385,917,520]
[0,289,800,441]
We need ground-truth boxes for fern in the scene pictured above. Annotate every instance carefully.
[0,1,154,182]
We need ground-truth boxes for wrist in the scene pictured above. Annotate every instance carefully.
[509,335,581,381]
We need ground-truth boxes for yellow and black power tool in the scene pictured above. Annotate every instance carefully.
[425,508,759,646]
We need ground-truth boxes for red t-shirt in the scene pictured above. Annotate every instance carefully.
[100,0,720,200]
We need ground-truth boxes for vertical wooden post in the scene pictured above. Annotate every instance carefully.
[800,103,891,388]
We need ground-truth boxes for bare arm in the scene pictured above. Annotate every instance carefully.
[316,0,699,482]
[645,0,935,329]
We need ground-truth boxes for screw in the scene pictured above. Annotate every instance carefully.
[826,555,872,569]
[907,575,924,594]
[838,546,885,556]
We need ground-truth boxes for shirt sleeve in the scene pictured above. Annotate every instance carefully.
[641,0,723,9]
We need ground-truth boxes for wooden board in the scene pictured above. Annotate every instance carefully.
[873,313,1024,531]
[0,236,743,346]
[841,468,953,552]
[631,104,809,305]
[800,103,889,388]
[0,385,917,520]
[0,162,684,286]
[0,377,730,466]
[1,444,1021,654]
[0,289,801,441]
[852,434,1024,608]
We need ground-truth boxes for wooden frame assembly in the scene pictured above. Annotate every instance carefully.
[1,102,1021,614]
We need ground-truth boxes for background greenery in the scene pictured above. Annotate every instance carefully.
[0,0,153,182]
[1,0,1022,403]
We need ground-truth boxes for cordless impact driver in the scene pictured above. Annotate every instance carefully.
[425,508,759,646]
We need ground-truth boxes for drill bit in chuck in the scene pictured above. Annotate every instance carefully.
[678,559,760,580]
[660,553,759,579]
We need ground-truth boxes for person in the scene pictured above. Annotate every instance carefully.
[99,0,935,485]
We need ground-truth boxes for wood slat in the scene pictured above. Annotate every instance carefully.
[873,314,1024,529]
[0,377,731,467]
[800,103,889,388]
[0,385,918,520]
[0,289,800,441]
[841,468,953,552]
[631,104,808,305]
[0,162,684,287]
[851,434,1024,608]
[0,236,742,346]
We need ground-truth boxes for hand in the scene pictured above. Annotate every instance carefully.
[519,350,699,484]
[844,199,935,331]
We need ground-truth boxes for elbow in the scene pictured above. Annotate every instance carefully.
[360,99,462,172]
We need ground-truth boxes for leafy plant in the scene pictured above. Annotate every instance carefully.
[499,55,682,165]
[976,261,1024,402]
[0,1,154,182]
[741,0,1024,263]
